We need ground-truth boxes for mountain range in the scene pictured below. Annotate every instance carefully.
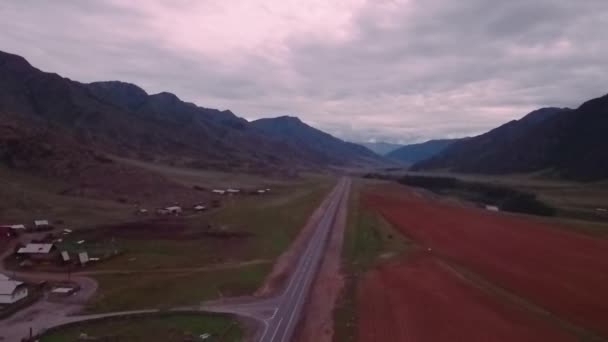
[412,100,608,181]
[0,50,387,175]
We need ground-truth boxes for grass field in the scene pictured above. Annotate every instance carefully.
[83,176,334,312]
[0,167,133,228]
[333,179,411,342]
[41,313,242,342]
[87,263,272,313]
[79,177,334,271]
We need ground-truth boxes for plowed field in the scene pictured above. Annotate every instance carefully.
[358,253,574,342]
[359,186,608,340]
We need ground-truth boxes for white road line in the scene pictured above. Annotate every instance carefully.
[270,317,285,341]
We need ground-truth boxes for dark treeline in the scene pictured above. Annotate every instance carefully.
[398,175,556,217]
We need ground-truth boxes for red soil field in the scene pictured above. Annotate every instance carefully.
[358,253,574,342]
[364,186,608,338]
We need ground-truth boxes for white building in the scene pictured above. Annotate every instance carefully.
[212,190,226,195]
[17,243,55,255]
[34,220,51,229]
[0,274,28,304]
[165,206,182,215]
[194,205,206,211]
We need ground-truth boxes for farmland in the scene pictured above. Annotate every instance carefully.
[351,181,608,341]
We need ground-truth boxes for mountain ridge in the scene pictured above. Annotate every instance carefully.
[0,50,384,171]
[412,101,608,181]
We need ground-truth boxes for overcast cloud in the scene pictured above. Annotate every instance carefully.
[1,0,607,144]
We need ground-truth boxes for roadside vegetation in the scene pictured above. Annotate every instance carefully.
[333,179,412,342]
[41,313,242,342]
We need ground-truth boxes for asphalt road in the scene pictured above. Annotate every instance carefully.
[258,177,350,342]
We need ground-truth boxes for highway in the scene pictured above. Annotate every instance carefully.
[258,177,350,342]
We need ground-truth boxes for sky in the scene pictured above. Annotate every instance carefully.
[1,1,608,144]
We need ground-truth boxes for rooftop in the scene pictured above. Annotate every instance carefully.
[0,279,24,295]
[17,243,54,254]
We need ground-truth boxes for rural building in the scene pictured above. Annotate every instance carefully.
[0,274,28,304]
[17,243,58,261]
[165,206,182,215]
[194,205,206,211]
[226,189,240,194]
[1,224,26,231]
[212,189,226,195]
[485,205,500,212]
[33,220,52,230]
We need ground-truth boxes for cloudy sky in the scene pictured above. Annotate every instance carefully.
[1,1,608,144]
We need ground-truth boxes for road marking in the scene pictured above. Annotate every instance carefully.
[269,317,284,341]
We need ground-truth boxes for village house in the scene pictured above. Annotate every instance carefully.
[165,206,182,215]
[17,243,58,262]
[194,205,206,211]
[212,189,226,195]
[0,274,28,304]
[33,220,52,231]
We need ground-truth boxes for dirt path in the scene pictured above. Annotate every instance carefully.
[296,180,350,342]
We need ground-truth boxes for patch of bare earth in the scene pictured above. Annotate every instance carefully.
[295,183,350,342]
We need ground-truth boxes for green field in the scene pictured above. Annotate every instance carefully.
[41,313,242,342]
[87,263,272,313]
[76,177,334,271]
[333,180,411,342]
[82,176,334,312]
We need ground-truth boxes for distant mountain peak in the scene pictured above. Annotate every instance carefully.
[251,116,388,166]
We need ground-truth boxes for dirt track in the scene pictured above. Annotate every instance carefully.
[361,185,608,340]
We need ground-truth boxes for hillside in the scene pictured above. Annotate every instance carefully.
[387,139,461,165]
[251,116,388,166]
[0,114,200,204]
[0,50,377,171]
[412,100,608,181]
